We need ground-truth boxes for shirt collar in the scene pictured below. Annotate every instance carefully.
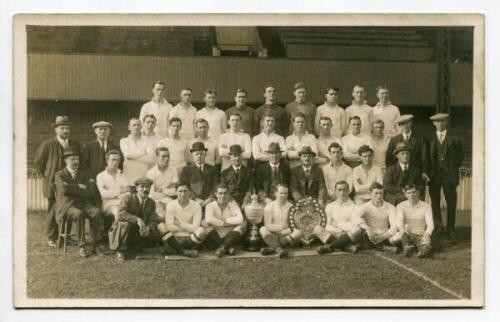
[399,162,409,169]
[56,136,68,146]
[232,165,241,171]
[437,129,447,137]
[269,161,280,168]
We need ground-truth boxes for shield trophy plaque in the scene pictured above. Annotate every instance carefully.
[288,197,327,247]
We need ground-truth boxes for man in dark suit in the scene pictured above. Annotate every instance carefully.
[290,146,327,206]
[255,142,290,204]
[33,116,80,247]
[81,121,122,180]
[54,147,104,258]
[179,142,219,207]
[383,142,425,205]
[386,114,429,183]
[110,177,162,261]
[428,113,463,240]
[220,145,254,206]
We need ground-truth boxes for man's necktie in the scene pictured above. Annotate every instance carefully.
[140,199,146,217]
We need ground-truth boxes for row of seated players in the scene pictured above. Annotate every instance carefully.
[53,140,432,261]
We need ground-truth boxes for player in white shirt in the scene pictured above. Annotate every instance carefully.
[141,114,163,169]
[252,113,287,165]
[316,116,342,166]
[195,89,227,141]
[218,112,252,171]
[345,85,373,136]
[169,88,198,141]
[146,146,179,219]
[189,118,220,167]
[397,185,434,258]
[368,119,391,170]
[156,117,189,172]
[372,86,400,137]
[342,115,371,168]
[321,142,353,201]
[354,182,401,252]
[315,181,363,254]
[96,149,130,231]
[286,112,318,169]
[352,145,383,204]
[259,184,302,258]
[314,86,346,138]
[139,81,173,138]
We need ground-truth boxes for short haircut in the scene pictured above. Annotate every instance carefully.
[235,88,247,96]
[155,146,170,155]
[169,117,182,126]
[335,180,349,189]
[153,80,165,88]
[349,115,362,124]
[105,149,121,161]
[328,142,343,152]
[372,118,385,127]
[292,112,306,122]
[263,84,275,92]
[369,182,384,191]
[180,87,193,93]
[142,114,157,122]
[294,82,307,91]
[353,84,365,91]
[358,144,374,156]
[204,88,217,96]
[403,184,417,192]
[229,112,242,120]
[215,183,229,192]
[263,112,275,120]
[277,183,289,191]
[195,118,209,127]
[376,85,389,93]
[325,86,340,94]
[129,117,140,125]
[175,182,190,190]
[319,116,332,124]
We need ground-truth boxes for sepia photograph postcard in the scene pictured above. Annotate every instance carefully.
[12,13,484,308]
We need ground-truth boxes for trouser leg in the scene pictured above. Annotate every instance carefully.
[46,196,58,241]
[66,207,86,247]
[222,231,241,249]
[442,182,458,232]
[259,226,281,249]
[429,177,443,227]
[119,222,140,252]
[329,233,352,250]
[204,229,223,250]
[84,204,103,245]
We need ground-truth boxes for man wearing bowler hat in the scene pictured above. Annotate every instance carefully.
[255,142,291,205]
[179,142,219,207]
[290,146,327,206]
[34,115,80,247]
[110,176,162,261]
[220,145,254,207]
[383,142,425,205]
[54,147,104,257]
[428,113,463,240]
[81,121,122,181]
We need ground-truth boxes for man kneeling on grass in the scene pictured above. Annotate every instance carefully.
[159,183,208,258]
[315,180,362,255]
[204,184,246,258]
[259,184,302,258]
[396,185,434,258]
[110,177,162,261]
[354,182,401,252]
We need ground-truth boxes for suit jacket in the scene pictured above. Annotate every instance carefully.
[255,162,290,200]
[53,167,98,222]
[179,163,219,201]
[386,133,428,174]
[383,163,425,204]
[33,137,81,198]
[81,139,122,179]
[117,192,160,229]
[220,165,254,205]
[428,132,463,186]
[290,164,327,202]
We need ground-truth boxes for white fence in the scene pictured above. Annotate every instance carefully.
[26,168,473,212]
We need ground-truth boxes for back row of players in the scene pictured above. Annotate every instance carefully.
[34,81,463,260]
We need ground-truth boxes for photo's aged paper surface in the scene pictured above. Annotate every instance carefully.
[13,13,484,308]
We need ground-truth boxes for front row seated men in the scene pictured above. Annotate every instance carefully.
[55,147,105,258]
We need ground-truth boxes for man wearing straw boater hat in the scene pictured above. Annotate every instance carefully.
[34,115,81,247]
[220,144,254,207]
[54,146,105,257]
[427,113,463,241]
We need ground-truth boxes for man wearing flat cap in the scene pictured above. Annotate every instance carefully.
[54,147,104,257]
[254,142,291,205]
[109,176,162,261]
[179,142,219,207]
[290,146,327,206]
[428,113,463,240]
[386,114,429,183]
[34,116,81,247]
[220,145,254,207]
[383,142,425,205]
[81,121,122,181]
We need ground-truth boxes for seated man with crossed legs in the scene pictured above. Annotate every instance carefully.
[158,183,208,258]
[204,184,246,258]
[259,184,302,258]
[315,180,363,254]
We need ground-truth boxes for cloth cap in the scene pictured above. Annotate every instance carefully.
[393,142,412,155]
[92,121,113,129]
[134,176,153,186]
[429,113,449,121]
[395,114,414,124]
